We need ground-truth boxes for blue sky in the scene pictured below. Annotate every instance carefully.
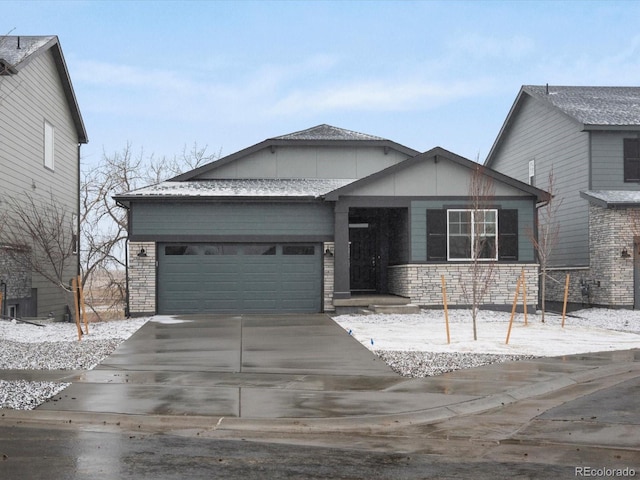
[5,0,640,168]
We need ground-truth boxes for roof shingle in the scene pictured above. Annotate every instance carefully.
[524,85,640,126]
[272,124,387,141]
[117,178,357,199]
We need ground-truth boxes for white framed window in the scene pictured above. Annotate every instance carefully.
[44,120,55,170]
[447,209,498,261]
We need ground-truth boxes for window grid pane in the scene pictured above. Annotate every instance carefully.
[448,209,498,261]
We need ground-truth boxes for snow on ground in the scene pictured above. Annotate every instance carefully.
[333,308,640,356]
[1,309,640,410]
[0,317,148,344]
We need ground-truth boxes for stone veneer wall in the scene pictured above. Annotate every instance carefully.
[0,247,32,300]
[545,205,639,308]
[323,242,335,312]
[129,241,156,315]
[388,263,538,309]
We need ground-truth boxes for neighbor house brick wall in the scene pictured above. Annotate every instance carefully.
[323,242,335,312]
[129,241,156,315]
[544,205,640,308]
[388,263,538,309]
[0,247,32,299]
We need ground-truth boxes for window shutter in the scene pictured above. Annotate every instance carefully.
[426,210,447,261]
[624,139,640,182]
[498,209,518,261]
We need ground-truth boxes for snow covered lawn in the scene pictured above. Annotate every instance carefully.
[333,308,640,356]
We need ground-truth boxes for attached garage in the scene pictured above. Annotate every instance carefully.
[157,243,322,314]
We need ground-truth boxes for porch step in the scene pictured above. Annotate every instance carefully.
[368,304,421,314]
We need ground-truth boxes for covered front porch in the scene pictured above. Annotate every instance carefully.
[331,201,410,306]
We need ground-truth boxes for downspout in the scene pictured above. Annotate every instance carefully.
[77,143,81,280]
[116,200,131,318]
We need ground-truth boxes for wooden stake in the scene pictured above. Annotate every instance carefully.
[72,277,82,341]
[77,275,88,335]
[441,275,451,344]
[561,273,570,328]
[521,268,528,326]
[506,274,522,345]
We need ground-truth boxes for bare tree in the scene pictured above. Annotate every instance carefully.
[460,164,497,340]
[80,142,218,319]
[528,169,561,323]
[0,192,77,302]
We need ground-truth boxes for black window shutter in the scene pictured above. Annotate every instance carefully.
[498,209,518,261]
[426,210,447,261]
[624,139,640,182]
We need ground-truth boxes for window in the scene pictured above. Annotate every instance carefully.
[427,209,509,261]
[283,245,315,255]
[624,139,640,182]
[242,245,276,255]
[44,121,55,170]
[447,209,497,261]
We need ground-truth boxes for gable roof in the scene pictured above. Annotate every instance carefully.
[170,124,419,181]
[0,35,87,144]
[485,85,640,167]
[325,146,549,203]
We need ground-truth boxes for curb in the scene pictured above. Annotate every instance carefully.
[2,362,638,435]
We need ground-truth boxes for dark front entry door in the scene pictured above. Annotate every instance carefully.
[350,226,377,291]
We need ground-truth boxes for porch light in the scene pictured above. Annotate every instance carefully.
[621,247,631,259]
[137,247,147,257]
[324,247,334,257]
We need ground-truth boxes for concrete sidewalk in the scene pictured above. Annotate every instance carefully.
[1,314,639,432]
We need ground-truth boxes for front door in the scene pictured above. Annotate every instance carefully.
[350,226,377,292]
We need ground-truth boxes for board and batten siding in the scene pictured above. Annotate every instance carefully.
[130,201,334,239]
[488,94,590,267]
[195,146,411,180]
[0,49,80,319]
[591,131,640,190]
[410,199,536,263]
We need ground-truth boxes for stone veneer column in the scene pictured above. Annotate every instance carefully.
[128,241,156,316]
[587,204,635,307]
[323,242,335,312]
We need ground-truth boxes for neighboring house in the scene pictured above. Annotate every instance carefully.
[485,85,640,309]
[115,124,547,316]
[0,36,88,319]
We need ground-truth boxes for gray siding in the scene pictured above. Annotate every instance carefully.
[196,146,410,180]
[591,131,640,190]
[489,95,590,267]
[410,199,536,262]
[131,201,334,238]
[0,49,80,319]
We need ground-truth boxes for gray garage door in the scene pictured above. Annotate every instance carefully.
[157,243,322,314]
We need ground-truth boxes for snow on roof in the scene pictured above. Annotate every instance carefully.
[119,178,358,199]
[524,86,640,126]
[0,36,55,70]
[272,124,387,141]
[581,190,640,206]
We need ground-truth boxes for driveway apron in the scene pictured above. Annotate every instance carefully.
[37,314,479,418]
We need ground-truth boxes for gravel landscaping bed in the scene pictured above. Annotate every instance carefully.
[376,351,537,377]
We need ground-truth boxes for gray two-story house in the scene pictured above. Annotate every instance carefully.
[0,36,88,319]
[485,85,640,309]
[116,124,547,316]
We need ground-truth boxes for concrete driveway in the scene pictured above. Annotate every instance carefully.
[32,314,640,426]
[36,314,478,419]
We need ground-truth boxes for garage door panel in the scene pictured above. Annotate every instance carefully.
[158,243,321,314]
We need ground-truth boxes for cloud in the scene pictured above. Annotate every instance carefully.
[271,78,495,115]
[449,33,535,60]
